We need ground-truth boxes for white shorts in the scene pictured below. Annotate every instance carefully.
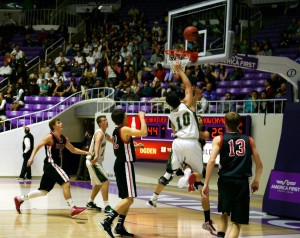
[85,160,109,186]
[171,138,203,173]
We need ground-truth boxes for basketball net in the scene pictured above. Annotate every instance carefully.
[165,50,198,74]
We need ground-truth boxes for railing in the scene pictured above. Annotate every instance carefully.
[58,0,120,9]
[0,77,9,92]
[1,96,286,132]
[22,9,81,27]
[1,87,114,132]
[45,37,65,62]
[113,98,287,114]
[201,98,287,114]
[27,56,41,73]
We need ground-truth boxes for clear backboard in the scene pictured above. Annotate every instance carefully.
[166,0,234,66]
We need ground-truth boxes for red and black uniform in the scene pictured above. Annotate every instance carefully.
[112,126,136,199]
[218,132,253,224]
[39,132,69,192]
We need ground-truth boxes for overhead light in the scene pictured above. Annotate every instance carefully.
[98,6,102,9]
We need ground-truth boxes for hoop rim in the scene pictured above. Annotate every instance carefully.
[164,49,192,57]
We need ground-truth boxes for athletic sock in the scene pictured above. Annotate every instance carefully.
[217,231,225,237]
[88,198,94,203]
[104,201,109,207]
[66,199,75,209]
[204,210,211,222]
[151,192,159,201]
[21,190,47,201]
[184,168,192,176]
[116,214,126,228]
[105,209,118,223]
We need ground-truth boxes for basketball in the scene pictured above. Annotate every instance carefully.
[183,26,198,42]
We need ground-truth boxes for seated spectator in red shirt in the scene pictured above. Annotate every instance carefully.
[154,63,166,82]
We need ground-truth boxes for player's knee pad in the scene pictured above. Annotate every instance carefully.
[158,174,173,186]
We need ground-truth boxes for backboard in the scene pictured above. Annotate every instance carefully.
[166,0,234,66]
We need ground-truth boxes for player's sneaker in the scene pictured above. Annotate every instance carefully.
[178,176,188,188]
[104,205,113,214]
[14,196,24,214]
[114,226,134,237]
[70,206,87,218]
[187,173,196,192]
[146,200,157,208]
[100,220,114,238]
[202,220,217,236]
[86,202,102,211]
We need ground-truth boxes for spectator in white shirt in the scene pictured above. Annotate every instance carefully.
[54,51,70,65]
[11,45,24,60]
[0,61,12,76]
[86,51,96,65]
[74,51,84,65]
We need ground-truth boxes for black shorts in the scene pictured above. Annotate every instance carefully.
[114,161,136,199]
[39,163,70,192]
[218,176,250,224]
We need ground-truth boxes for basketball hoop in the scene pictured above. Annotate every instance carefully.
[165,50,198,74]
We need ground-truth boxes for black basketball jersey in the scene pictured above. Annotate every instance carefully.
[112,126,136,162]
[44,132,67,167]
[218,132,253,178]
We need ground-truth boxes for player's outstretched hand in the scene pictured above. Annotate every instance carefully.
[174,61,182,72]
[138,111,146,118]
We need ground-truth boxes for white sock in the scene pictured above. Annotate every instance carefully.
[151,193,159,201]
[163,172,172,180]
[66,199,75,209]
[104,201,109,207]
[21,190,47,201]
[184,168,192,177]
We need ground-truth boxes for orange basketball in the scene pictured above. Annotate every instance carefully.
[183,26,198,42]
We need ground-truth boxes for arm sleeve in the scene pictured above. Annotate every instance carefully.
[23,138,31,153]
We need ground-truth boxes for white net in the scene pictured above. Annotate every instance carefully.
[165,50,190,74]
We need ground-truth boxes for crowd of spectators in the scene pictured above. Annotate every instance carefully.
[0,4,295,117]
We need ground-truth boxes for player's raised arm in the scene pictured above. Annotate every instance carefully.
[174,62,193,107]
[122,111,148,138]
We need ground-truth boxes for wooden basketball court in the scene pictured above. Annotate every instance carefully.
[2,176,300,238]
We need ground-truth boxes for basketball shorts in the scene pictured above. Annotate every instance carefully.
[114,160,137,199]
[86,160,109,186]
[218,176,251,224]
[39,162,69,192]
[171,138,203,173]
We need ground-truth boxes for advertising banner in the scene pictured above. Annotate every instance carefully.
[269,170,300,204]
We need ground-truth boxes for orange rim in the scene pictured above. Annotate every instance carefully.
[164,49,191,58]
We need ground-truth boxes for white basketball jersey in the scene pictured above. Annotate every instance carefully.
[87,128,107,163]
[169,103,199,139]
